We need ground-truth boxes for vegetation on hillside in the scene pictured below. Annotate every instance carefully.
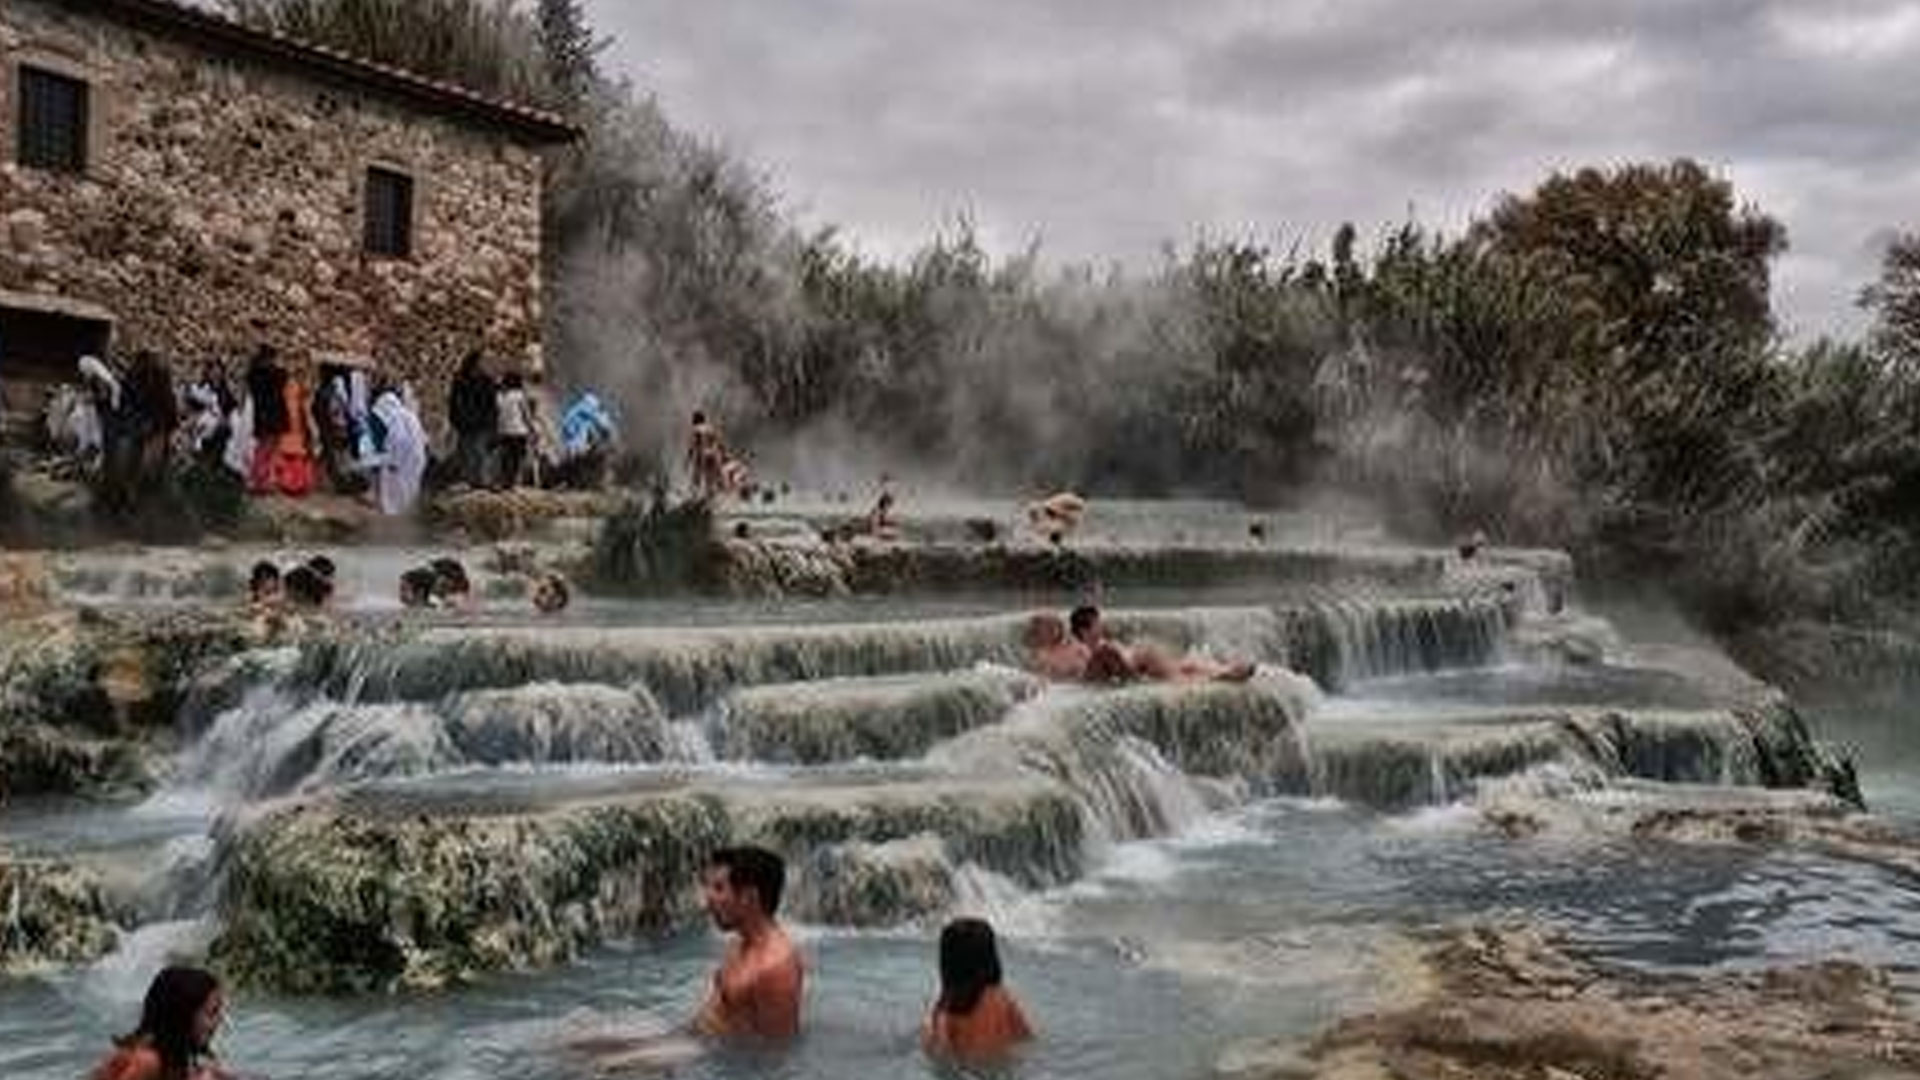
[225,0,1920,642]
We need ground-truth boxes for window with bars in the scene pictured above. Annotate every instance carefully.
[16,65,90,173]
[363,167,414,258]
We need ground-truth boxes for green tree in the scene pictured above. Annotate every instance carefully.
[535,0,602,116]
[223,0,556,108]
[1862,233,1920,369]
[1473,159,1786,373]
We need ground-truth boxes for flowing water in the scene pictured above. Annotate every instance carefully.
[4,503,1918,1080]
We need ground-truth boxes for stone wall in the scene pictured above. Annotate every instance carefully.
[0,0,549,435]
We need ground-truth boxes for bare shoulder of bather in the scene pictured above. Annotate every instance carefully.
[1024,613,1089,680]
[697,927,804,1041]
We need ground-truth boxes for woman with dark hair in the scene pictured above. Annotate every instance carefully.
[90,966,232,1080]
[243,346,288,494]
[923,918,1033,1061]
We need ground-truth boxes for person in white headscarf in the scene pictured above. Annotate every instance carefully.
[65,356,119,469]
[369,388,427,516]
[222,392,255,482]
[77,355,121,413]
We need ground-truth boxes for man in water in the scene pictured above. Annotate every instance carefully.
[1070,605,1255,684]
[1025,612,1090,680]
[1027,491,1086,543]
[694,846,804,1041]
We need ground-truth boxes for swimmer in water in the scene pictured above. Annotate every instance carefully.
[1070,605,1256,684]
[1024,612,1091,681]
[247,561,281,609]
[89,967,236,1080]
[531,571,571,615]
[922,918,1034,1062]
[569,846,803,1072]
[398,566,437,609]
[693,846,805,1042]
[1027,491,1086,541]
[429,557,474,609]
[865,490,901,541]
[281,564,332,611]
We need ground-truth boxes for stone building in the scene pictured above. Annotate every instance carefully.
[0,0,576,432]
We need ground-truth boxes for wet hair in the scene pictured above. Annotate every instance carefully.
[1024,613,1066,650]
[248,561,280,595]
[399,567,438,608]
[533,573,571,614]
[429,558,471,597]
[305,555,336,581]
[708,845,785,917]
[1084,642,1135,684]
[692,410,707,425]
[121,966,219,1080]
[283,565,331,609]
[937,919,1004,1017]
[1068,605,1101,642]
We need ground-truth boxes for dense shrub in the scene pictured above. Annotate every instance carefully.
[229,0,1920,637]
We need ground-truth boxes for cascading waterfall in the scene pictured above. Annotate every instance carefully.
[712,667,1040,763]
[18,544,1858,1006]
[285,600,1518,713]
[1283,594,1516,690]
[181,677,682,799]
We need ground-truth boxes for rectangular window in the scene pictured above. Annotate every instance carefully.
[363,167,414,258]
[17,65,90,173]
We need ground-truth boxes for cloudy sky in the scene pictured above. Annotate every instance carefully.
[582,0,1920,339]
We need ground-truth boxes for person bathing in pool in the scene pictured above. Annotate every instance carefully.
[1024,612,1093,680]
[693,845,805,1042]
[574,846,803,1072]
[1069,604,1257,684]
[90,967,237,1080]
[923,918,1034,1062]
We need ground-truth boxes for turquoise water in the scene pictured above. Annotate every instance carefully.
[5,533,1917,1079]
[11,788,1920,1080]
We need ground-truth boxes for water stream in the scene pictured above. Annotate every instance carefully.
[2,508,1915,1080]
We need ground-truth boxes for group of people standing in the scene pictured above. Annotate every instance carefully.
[92,847,1029,1080]
[41,346,620,521]
[47,346,433,516]
[46,351,193,514]
[449,352,616,493]
[223,346,432,516]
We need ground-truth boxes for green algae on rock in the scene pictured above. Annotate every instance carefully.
[0,856,121,973]
[208,775,1085,993]
[211,793,731,994]
[0,611,260,797]
[718,669,1040,763]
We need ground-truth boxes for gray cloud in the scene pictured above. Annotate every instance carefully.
[585,0,1920,337]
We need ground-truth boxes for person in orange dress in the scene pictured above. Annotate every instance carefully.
[89,967,236,1080]
[922,918,1034,1062]
[273,367,316,496]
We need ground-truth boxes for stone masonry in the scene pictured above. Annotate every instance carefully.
[0,0,574,432]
